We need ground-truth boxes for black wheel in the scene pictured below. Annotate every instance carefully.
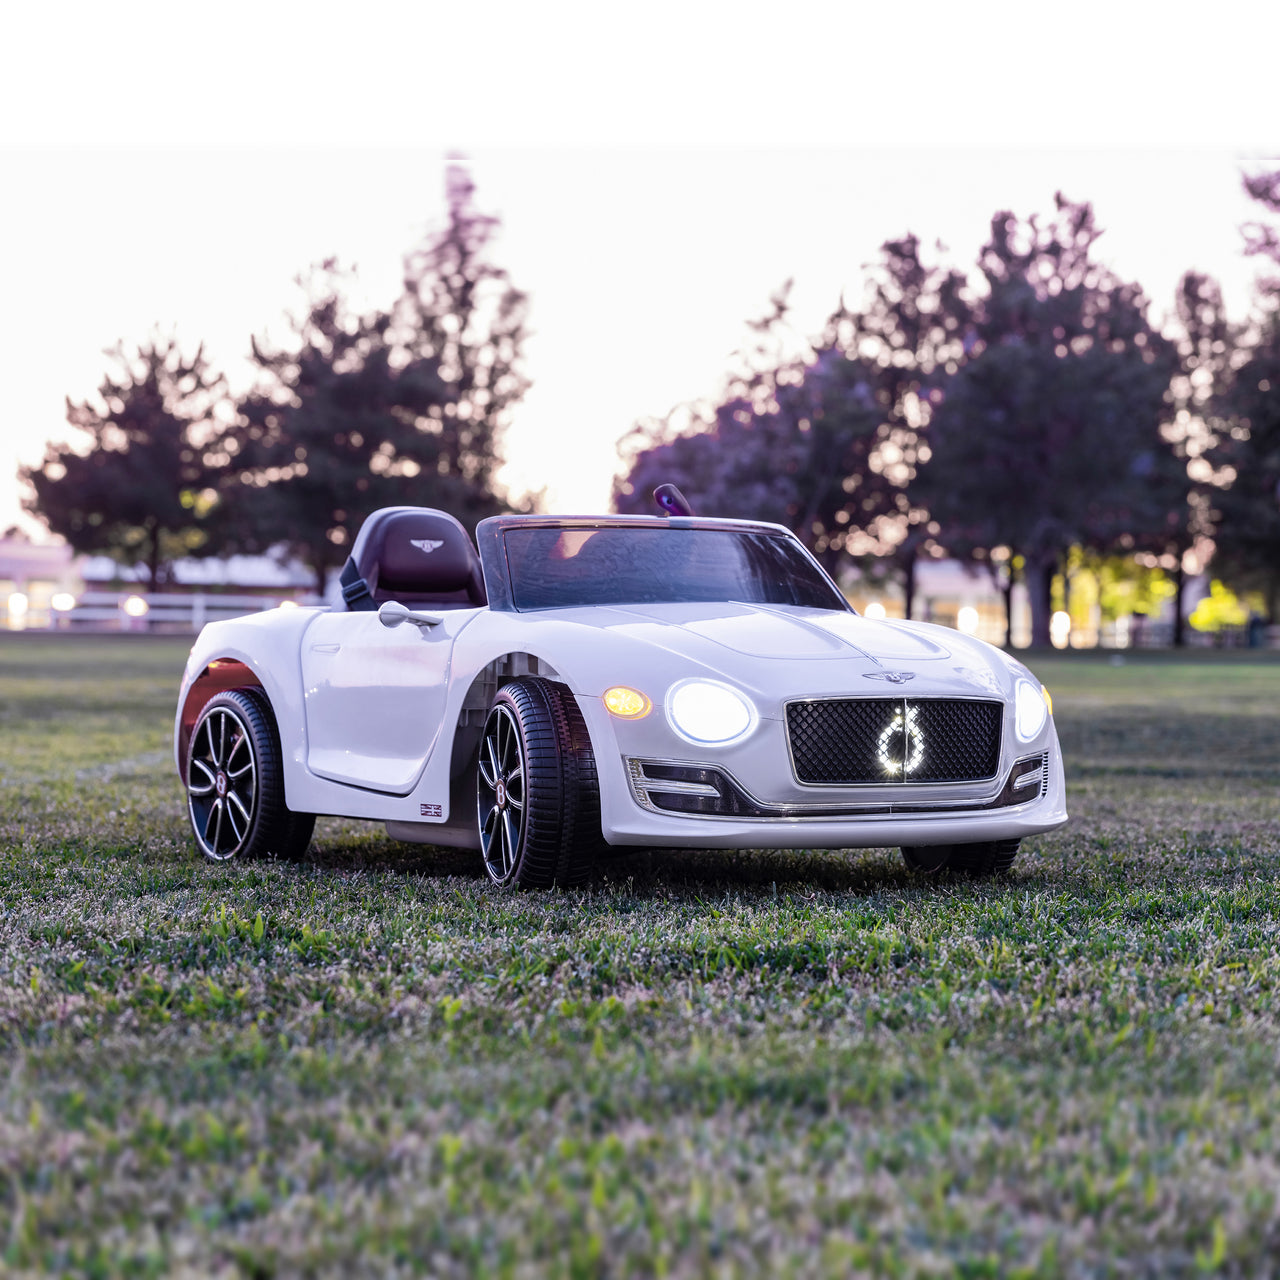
[185,688,315,862]
[476,677,604,889]
[901,839,1021,877]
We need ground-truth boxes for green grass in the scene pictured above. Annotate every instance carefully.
[2,635,1279,1277]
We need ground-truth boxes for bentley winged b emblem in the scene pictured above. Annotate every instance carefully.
[410,539,445,554]
[862,670,916,684]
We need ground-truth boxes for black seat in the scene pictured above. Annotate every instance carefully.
[337,507,487,611]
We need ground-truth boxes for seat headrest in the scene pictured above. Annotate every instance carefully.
[373,511,476,594]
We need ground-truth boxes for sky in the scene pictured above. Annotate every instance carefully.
[2,1,1278,538]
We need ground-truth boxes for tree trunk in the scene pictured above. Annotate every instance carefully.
[1061,554,1071,644]
[146,524,160,593]
[902,550,917,621]
[985,560,1015,648]
[1171,563,1186,648]
[1024,556,1054,648]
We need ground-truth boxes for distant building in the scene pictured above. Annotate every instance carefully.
[0,529,81,630]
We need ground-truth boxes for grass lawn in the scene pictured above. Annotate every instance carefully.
[2,635,1280,1277]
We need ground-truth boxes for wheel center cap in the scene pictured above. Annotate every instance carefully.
[215,772,228,797]
[496,779,507,808]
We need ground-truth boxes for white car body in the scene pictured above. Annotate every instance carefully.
[174,511,1066,864]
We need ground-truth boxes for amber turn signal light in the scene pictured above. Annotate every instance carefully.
[603,686,652,719]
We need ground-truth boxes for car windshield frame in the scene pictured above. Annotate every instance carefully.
[474,518,852,614]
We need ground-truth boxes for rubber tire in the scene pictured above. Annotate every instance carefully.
[901,839,1021,877]
[186,688,316,862]
[477,677,605,889]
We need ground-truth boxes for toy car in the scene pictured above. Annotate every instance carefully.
[174,501,1067,886]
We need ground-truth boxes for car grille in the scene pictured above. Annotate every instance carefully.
[785,697,1003,784]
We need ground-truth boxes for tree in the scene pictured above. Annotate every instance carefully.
[396,162,531,496]
[1204,306,1280,621]
[1154,270,1240,644]
[1241,164,1280,283]
[215,164,532,595]
[616,240,971,604]
[822,236,974,615]
[21,336,225,589]
[219,262,479,594]
[1201,163,1280,623]
[614,348,892,576]
[915,197,1180,647]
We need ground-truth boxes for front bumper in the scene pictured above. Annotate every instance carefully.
[589,718,1067,850]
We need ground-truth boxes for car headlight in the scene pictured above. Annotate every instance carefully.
[1014,679,1050,741]
[666,679,757,745]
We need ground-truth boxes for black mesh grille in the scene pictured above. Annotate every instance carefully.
[785,698,900,784]
[786,698,1002,784]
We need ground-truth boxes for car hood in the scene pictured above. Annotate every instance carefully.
[499,602,1012,707]
[591,602,952,662]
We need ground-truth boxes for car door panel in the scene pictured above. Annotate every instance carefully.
[300,609,478,793]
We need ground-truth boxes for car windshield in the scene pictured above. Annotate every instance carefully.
[502,526,849,611]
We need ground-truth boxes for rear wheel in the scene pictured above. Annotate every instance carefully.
[476,677,604,889]
[901,839,1020,877]
[186,689,315,862]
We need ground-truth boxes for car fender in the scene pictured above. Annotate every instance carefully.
[173,607,325,801]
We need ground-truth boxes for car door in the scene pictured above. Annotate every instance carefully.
[300,608,479,794]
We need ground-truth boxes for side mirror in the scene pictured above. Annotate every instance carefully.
[378,600,444,630]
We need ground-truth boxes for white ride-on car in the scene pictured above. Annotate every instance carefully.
[175,493,1066,887]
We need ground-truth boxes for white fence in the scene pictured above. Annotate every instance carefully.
[45,591,322,634]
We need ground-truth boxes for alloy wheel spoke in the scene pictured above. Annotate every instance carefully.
[201,717,219,769]
[205,797,224,851]
[202,798,219,844]
[495,714,508,774]
[501,809,518,875]
[188,759,217,796]
[479,736,500,789]
[227,789,251,833]
[501,712,518,774]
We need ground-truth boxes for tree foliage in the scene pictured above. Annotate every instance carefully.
[1194,163,1280,622]
[822,235,973,611]
[21,336,224,588]
[615,240,969,604]
[1204,305,1280,620]
[219,262,479,594]
[915,196,1181,646]
[1242,163,1280,279]
[397,163,531,495]
[614,347,889,575]
[617,210,1189,648]
[219,165,529,595]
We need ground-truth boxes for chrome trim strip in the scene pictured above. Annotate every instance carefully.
[625,753,1047,821]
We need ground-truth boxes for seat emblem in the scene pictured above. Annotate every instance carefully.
[863,670,915,684]
[410,539,445,554]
